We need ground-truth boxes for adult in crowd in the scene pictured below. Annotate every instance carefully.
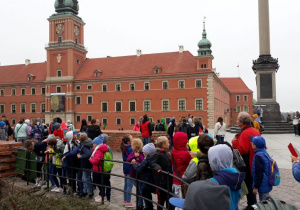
[0,121,8,141]
[14,118,28,145]
[167,118,176,149]
[256,106,263,121]
[80,119,88,133]
[133,121,141,131]
[67,120,75,131]
[140,114,152,145]
[25,119,32,139]
[193,118,203,135]
[291,155,300,183]
[31,118,43,142]
[187,118,197,140]
[214,117,226,142]
[2,115,13,137]
[232,112,260,209]
[87,118,102,140]
[252,114,261,134]
[287,114,293,124]
[293,111,300,136]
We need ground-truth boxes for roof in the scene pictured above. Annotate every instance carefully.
[75,51,203,80]
[220,77,253,93]
[0,62,46,85]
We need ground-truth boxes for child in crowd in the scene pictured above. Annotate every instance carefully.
[171,132,191,207]
[101,134,113,202]
[250,136,273,201]
[196,134,214,180]
[126,138,144,209]
[209,144,246,210]
[0,121,8,141]
[89,136,108,203]
[120,134,134,207]
[152,136,173,210]
[53,124,64,140]
[132,143,157,210]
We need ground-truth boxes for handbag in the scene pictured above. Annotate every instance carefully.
[171,153,188,198]
[233,149,246,172]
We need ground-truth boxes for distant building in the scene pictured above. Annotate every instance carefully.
[0,1,253,129]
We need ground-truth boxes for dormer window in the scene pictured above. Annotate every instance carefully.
[153,65,162,74]
[27,74,36,81]
[93,69,103,78]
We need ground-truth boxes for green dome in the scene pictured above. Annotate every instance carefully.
[55,0,79,15]
[197,23,212,56]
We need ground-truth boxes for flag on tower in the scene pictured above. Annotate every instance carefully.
[237,64,239,68]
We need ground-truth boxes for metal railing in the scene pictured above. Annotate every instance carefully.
[14,147,189,210]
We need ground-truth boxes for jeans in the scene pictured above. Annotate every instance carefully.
[170,136,173,149]
[127,178,143,206]
[17,137,27,145]
[216,135,224,142]
[259,192,269,201]
[93,172,111,201]
[142,137,151,146]
[124,174,131,203]
[82,169,93,195]
[77,170,83,193]
[49,165,59,187]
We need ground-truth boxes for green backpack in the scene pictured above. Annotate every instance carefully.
[103,151,114,172]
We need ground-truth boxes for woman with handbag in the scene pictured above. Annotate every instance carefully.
[14,118,28,145]
[214,117,226,142]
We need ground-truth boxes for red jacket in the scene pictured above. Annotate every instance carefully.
[89,144,108,172]
[171,132,191,185]
[141,121,150,137]
[53,129,64,140]
[232,125,260,174]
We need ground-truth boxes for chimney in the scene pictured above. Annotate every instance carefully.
[25,59,31,66]
[136,49,142,57]
[179,45,184,54]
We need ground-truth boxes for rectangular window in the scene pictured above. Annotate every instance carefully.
[116,118,121,125]
[57,70,62,77]
[76,115,81,122]
[11,104,16,113]
[21,88,25,95]
[244,106,249,112]
[102,118,108,125]
[0,104,4,113]
[12,118,16,125]
[0,89,4,96]
[130,83,135,91]
[56,86,61,93]
[195,99,203,110]
[41,103,45,113]
[41,87,45,95]
[144,82,150,90]
[87,96,93,104]
[87,115,92,122]
[130,101,136,112]
[76,96,81,105]
[31,88,36,95]
[102,84,107,92]
[31,104,36,113]
[196,80,202,88]
[116,102,122,112]
[162,100,169,111]
[144,100,151,111]
[236,95,240,102]
[236,105,241,112]
[130,118,135,125]
[179,99,186,111]
[163,81,168,90]
[87,85,92,90]
[76,85,81,90]
[102,102,108,112]
[12,89,16,96]
[58,36,62,43]
[21,104,26,113]
[244,95,248,102]
[116,84,121,92]
[179,80,185,89]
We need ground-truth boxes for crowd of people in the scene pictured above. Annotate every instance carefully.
[0,112,299,210]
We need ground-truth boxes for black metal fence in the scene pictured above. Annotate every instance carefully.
[15,148,189,210]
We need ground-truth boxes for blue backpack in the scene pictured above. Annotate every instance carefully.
[257,153,280,186]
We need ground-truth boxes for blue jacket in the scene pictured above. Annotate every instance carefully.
[122,144,133,174]
[292,162,300,183]
[252,149,272,193]
[211,168,245,210]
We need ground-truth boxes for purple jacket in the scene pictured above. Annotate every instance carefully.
[126,151,144,178]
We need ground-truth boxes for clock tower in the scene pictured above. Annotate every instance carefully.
[45,0,87,123]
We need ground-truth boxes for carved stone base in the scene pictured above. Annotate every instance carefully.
[255,102,281,122]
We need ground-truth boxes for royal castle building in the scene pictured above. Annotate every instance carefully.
[0,1,253,129]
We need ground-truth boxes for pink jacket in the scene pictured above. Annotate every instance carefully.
[89,144,108,172]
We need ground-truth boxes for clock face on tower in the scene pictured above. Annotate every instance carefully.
[56,24,64,34]
[74,25,80,37]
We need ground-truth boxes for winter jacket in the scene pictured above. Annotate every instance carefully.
[0,127,8,140]
[171,132,191,185]
[252,114,261,133]
[167,121,176,138]
[89,144,108,172]
[15,123,28,138]
[63,139,79,168]
[292,161,300,183]
[127,151,144,178]
[152,149,172,187]
[211,168,246,210]
[214,122,227,137]
[179,123,189,134]
[232,125,260,174]
[122,144,133,174]
[140,120,152,137]
[31,124,43,140]
[65,139,93,168]
[87,125,102,140]
[133,123,140,131]
[252,149,272,193]
[53,129,64,140]
[196,155,213,181]
[33,141,47,157]
[133,155,156,191]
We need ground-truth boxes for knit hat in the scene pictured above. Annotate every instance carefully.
[65,131,73,141]
[25,119,31,125]
[249,136,266,149]
[0,121,5,127]
[142,143,156,155]
[93,135,104,145]
[102,134,109,144]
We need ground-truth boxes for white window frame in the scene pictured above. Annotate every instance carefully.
[11,103,16,114]
[0,89,4,96]
[76,96,81,105]
[130,117,136,125]
[236,105,241,112]
[116,117,122,125]
[41,87,45,95]
[21,88,25,96]
[102,84,107,92]
[116,83,121,92]
[178,80,185,89]
[31,103,36,113]
[87,84,93,90]
[243,105,249,112]
[144,82,150,91]
[115,101,122,112]
[20,103,26,113]
[31,87,36,95]
[143,100,151,111]
[129,100,136,112]
[129,82,135,91]
[162,99,169,111]
[57,69,62,77]
[236,95,240,102]
[76,115,81,122]
[87,115,93,122]
[162,81,168,90]
[102,117,108,125]
[11,118,16,125]
[178,99,186,111]
[0,104,5,114]
[76,85,81,90]
[195,98,203,111]
[243,95,248,102]
[11,88,16,96]
[87,95,93,105]
[41,103,45,113]
[101,101,108,112]
[195,79,202,88]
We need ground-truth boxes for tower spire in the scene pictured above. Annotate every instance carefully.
[197,17,212,57]
[202,17,207,39]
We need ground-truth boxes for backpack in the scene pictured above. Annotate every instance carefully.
[256,153,280,186]
[189,126,197,137]
[103,151,114,172]
[158,123,165,131]
[180,124,188,134]
[259,122,265,132]
[253,196,297,210]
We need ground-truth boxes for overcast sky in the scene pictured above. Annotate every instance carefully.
[0,0,299,112]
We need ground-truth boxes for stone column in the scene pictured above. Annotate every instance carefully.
[258,0,271,56]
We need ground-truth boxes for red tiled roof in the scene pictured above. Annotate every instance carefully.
[0,62,46,84]
[75,51,203,80]
[220,77,253,93]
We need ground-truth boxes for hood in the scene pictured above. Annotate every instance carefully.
[56,139,65,151]
[208,144,233,171]
[173,132,188,151]
[188,136,200,164]
[252,114,259,120]
[102,134,109,144]
[81,138,93,147]
[93,135,103,145]
[65,131,73,141]
[213,169,246,191]
[99,144,108,153]
[161,118,165,124]
[251,136,266,149]
[61,122,68,130]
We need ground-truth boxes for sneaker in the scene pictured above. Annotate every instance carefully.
[74,192,82,197]
[94,195,101,201]
[125,202,136,208]
[51,187,58,192]
[95,196,102,203]
[54,187,63,193]
[37,181,46,187]
[123,201,127,206]
[35,178,41,186]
